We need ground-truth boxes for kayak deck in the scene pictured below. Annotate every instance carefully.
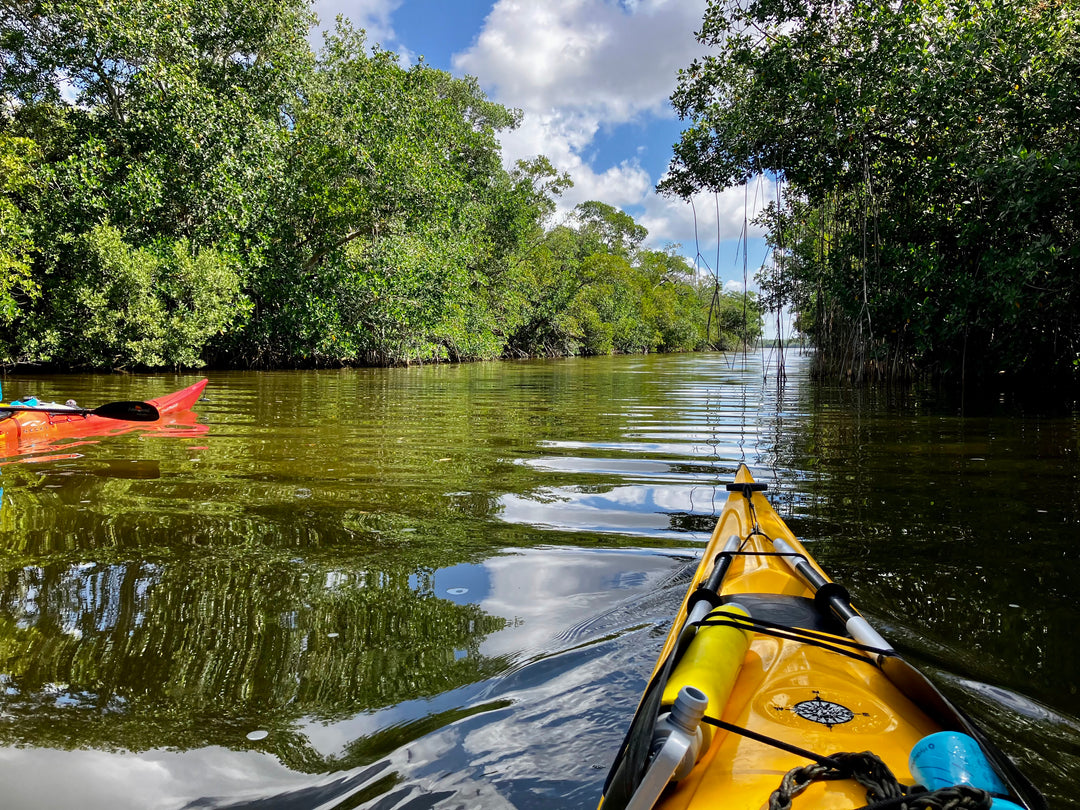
[658,474,932,807]
[601,464,1045,810]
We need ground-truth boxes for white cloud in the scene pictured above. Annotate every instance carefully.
[312,0,403,46]
[498,114,653,209]
[454,0,706,213]
[639,177,775,253]
[454,0,700,122]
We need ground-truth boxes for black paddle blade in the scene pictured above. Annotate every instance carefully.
[90,401,160,421]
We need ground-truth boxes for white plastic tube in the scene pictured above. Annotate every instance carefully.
[624,686,708,810]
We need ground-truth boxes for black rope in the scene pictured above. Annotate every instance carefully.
[701,715,841,769]
[696,615,893,664]
[746,498,764,539]
[697,610,889,653]
[767,752,994,810]
[855,786,994,810]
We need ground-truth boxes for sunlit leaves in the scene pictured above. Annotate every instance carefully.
[0,134,39,334]
[48,223,248,368]
[241,22,540,366]
[507,204,761,357]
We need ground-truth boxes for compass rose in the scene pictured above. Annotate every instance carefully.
[775,691,869,729]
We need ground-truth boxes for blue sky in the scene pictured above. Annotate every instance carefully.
[310,0,781,317]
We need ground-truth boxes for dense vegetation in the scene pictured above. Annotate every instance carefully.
[666,0,1080,382]
[0,0,760,370]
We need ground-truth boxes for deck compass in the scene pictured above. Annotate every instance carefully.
[777,691,870,729]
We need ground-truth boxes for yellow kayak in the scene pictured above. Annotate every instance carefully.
[599,464,1046,810]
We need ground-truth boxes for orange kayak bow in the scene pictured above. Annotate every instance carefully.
[0,379,208,457]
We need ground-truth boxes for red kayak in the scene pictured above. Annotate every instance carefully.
[0,379,208,456]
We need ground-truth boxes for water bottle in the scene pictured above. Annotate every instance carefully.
[661,602,752,716]
[909,731,1025,809]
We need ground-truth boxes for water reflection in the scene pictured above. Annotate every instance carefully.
[0,353,1076,808]
[0,557,507,749]
[498,486,719,539]
[0,543,689,810]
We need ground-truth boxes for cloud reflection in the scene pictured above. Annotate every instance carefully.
[497,485,719,540]
[0,746,311,810]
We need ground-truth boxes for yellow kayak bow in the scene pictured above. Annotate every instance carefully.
[599,464,1045,810]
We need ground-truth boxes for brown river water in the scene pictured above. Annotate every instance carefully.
[0,351,1077,808]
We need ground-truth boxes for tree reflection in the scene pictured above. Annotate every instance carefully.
[0,555,507,764]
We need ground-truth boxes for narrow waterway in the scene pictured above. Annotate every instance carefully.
[0,351,1076,808]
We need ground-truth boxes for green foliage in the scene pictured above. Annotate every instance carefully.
[24,224,248,368]
[1,0,310,367]
[507,204,760,356]
[1,0,753,369]
[709,287,764,350]
[4,0,313,243]
[668,0,1080,382]
[0,134,39,329]
[237,23,538,366]
[640,249,709,350]
[574,200,648,258]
